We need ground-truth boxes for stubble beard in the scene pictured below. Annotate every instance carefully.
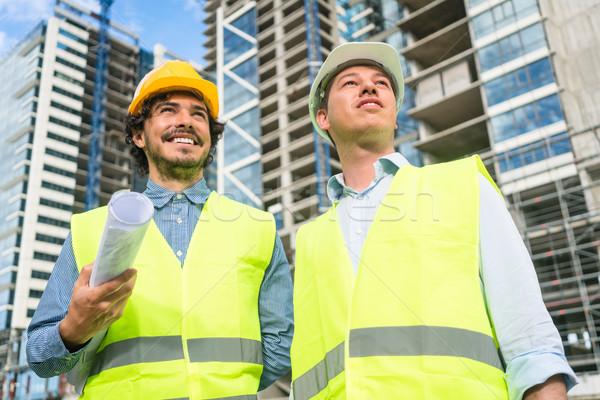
[147,143,209,182]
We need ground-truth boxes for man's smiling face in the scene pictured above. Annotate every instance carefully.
[132,91,211,182]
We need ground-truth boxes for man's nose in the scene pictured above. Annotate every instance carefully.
[177,111,193,130]
[361,81,377,95]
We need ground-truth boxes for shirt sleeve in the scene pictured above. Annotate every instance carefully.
[27,232,85,377]
[478,174,578,399]
[257,234,294,390]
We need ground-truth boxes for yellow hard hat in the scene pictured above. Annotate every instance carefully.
[128,60,219,119]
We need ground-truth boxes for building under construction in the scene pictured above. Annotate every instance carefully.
[0,0,190,396]
[204,0,600,398]
[0,0,598,397]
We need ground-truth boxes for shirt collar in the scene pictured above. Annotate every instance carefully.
[327,152,411,203]
[143,178,211,208]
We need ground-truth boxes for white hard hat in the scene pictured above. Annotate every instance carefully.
[308,42,405,141]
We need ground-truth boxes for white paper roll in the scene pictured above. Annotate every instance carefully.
[89,190,154,287]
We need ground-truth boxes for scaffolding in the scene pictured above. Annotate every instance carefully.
[480,124,600,373]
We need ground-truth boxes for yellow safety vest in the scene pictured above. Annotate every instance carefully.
[71,192,275,400]
[291,156,509,399]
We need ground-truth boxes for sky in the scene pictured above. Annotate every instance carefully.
[0,0,207,66]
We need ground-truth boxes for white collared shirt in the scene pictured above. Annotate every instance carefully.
[326,152,577,399]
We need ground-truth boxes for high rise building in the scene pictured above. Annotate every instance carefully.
[205,0,600,396]
[0,0,191,396]
[203,1,264,210]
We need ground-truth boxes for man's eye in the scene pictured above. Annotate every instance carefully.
[343,81,356,86]
[376,80,389,86]
[160,107,174,113]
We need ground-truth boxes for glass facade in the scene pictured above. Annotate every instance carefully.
[491,94,564,142]
[498,132,572,172]
[471,1,570,173]
[471,0,539,39]
[0,23,43,330]
[478,22,547,72]
[217,5,262,207]
[484,57,555,107]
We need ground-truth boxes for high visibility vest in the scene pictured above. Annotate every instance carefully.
[71,192,275,400]
[291,156,509,399]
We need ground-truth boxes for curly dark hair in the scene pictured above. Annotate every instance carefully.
[123,90,225,176]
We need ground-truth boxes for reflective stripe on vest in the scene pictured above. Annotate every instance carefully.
[187,337,262,364]
[292,342,344,399]
[89,336,263,377]
[90,336,184,377]
[348,326,503,371]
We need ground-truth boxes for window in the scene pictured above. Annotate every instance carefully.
[31,270,52,280]
[468,0,487,7]
[47,132,78,146]
[29,289,44,299]
[484,58,555,106]
[41,180,74,195]
[48,116,79,131]
[58,28,87,45]
[498,132,572,172]
[38,216,70,230]
[478,23,547,72]
[54,70,83,87]
[39,198,72,211]
[36,233,66,246]
[491,94,564,142]
[33,251,58,263]
[27,309,36,318]
[45,148,77,163]
[51,86,82,102]
[55,56,85,73]
[51,100,80,116]
[472,0,538,39]
[43,164,75,178]
[57,42,86,58]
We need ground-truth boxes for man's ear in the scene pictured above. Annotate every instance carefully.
[316,109,330,131]
[131,129,145,149]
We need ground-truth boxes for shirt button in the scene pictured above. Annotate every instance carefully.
[177,194,183,199]
[357,196,364,200]
[65,356,72,361]
[177,218,182,224]
[176,250,183,257]
[356,228,363,235]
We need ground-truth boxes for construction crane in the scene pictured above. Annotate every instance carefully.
[304,0,332,214]
[85,0,113,210]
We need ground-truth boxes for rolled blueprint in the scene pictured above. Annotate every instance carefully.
[89,190,154,287]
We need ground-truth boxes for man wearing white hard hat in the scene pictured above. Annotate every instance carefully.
[290,42,576,399]
[27,60,293,398]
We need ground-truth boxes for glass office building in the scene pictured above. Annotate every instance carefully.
[0,1,185,395]
[204,2,263,209]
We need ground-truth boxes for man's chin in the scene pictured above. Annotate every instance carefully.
[151,154,209,181]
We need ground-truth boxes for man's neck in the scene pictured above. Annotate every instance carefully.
[148,170,204,193]
[338,146,395,192]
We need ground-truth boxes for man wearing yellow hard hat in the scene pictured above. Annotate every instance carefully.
[290,42,576,399]
[27,60,293,398]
